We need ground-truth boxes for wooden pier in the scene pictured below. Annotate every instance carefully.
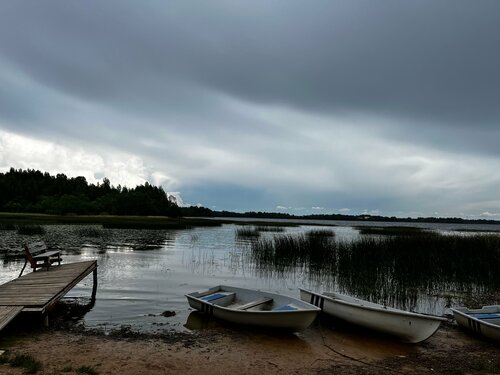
[0,260,97,330]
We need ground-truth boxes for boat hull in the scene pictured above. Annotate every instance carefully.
[451,306,500,342]
[186,285,320,332]
[300,289,446,343]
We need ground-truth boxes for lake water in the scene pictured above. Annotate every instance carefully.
[1,219,499,333]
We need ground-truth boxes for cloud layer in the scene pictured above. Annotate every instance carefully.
[0,1,499,217]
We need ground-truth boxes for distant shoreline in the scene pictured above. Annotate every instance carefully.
[0,211,499,228]
[209,210,500,225]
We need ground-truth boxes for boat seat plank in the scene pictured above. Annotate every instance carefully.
[273,304,298,311]
[201,292,234,302]
[237,297,273,310]
[471,313,500,320]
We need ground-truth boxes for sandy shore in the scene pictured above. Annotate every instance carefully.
[0,318,498,375]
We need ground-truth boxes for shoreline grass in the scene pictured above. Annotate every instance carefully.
[0,212,222,229]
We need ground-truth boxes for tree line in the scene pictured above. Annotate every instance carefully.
[2,168,497,224]
[212,210,499,224]
[0,168,180,217]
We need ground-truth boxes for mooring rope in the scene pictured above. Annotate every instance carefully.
[317,319,407,374]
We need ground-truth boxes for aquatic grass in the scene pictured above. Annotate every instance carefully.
[0,223,15,230]
[336,233,500,306]
[306,229,335,238]
[76,226,106,237]
[249,232,500,308]
[251,233,337,274]
[10,354,42,374]
[255,225,285,232]
[236,227,261,238]
[16,225,46,235]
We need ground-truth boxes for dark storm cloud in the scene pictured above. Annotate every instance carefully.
[1,1,499,130]
[0,1,499,217]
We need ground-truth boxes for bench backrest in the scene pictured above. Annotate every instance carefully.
[23,243,50,269]
[23,244,37,268]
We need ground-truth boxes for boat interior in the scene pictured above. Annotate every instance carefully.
[198,290,299,312]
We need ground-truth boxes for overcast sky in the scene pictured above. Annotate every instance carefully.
[0,1,499,218]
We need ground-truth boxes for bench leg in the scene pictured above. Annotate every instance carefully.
[91,268,98,301]
[18,260,28,278]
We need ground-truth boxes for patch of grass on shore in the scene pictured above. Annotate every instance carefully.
[469,358,500,374]
[10,354,42,374]
[76,365,100,375]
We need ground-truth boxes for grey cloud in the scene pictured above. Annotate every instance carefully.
[0,1,499,216]
[1,1,499,126]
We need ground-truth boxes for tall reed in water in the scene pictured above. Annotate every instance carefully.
[250,232,500,307]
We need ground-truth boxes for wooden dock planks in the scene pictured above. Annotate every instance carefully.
[0,306,23,331]
[0,260,97,317]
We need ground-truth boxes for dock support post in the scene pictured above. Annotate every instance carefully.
[43,314,49,328]
[91,268,98,301]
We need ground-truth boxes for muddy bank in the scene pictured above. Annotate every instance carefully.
[0,318,498,375]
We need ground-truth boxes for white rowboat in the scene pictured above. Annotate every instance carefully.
[451,305,500,341]
[300,288,446,343]
[186,285,320,331]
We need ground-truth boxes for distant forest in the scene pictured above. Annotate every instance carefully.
[1,168,498,224]
[209,211,500,225]
[0,168,180,217]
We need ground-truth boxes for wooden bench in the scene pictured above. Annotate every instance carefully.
[237,297,273,310]
[19,244,62,277]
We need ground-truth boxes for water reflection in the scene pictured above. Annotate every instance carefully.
[184,311,217,330]
[0,225,176,256]
[0,223,498,331]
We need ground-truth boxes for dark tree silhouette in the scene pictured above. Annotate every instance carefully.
[0,168,180,217]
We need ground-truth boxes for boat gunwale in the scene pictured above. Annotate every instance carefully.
[300,288,447,322]
[186,287,320,315]
[450,307,500,330]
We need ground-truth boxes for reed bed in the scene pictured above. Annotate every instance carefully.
[0,223,15,230]
[76,226,106,237]
[249,232,500,307]
[255,225,285,232]
[251,233,337,274]
[236,227,261,238]
[306,229,335,238]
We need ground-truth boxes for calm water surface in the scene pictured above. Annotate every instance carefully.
[0,220,499,332]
